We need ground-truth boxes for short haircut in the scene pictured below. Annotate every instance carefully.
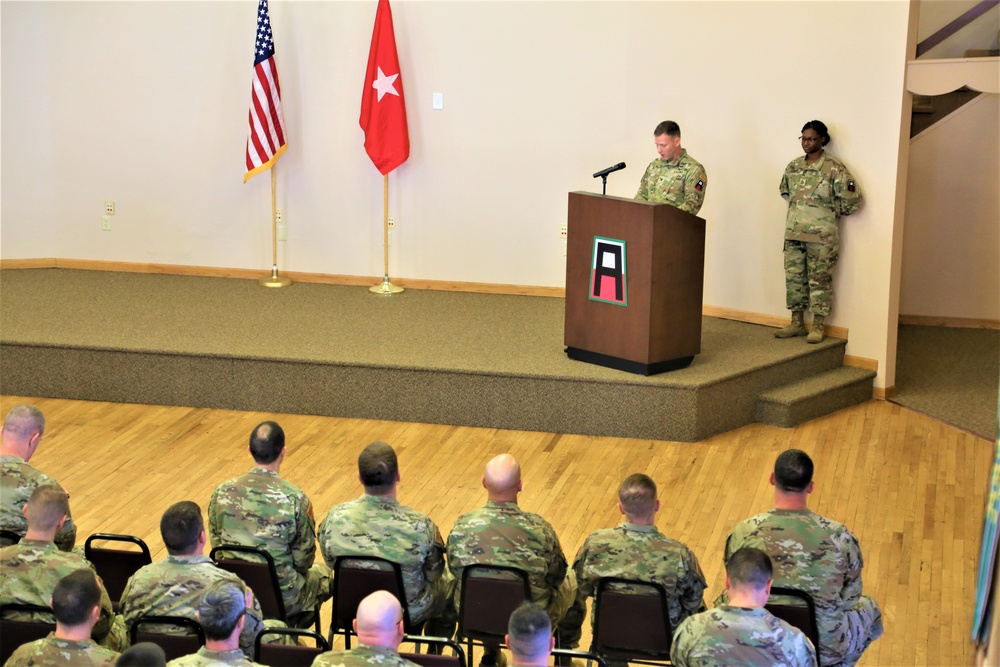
[358,442,398,493]
[249,421,284,464]
[197,579,246,641]
[507,602,551,660]
[801,119,831,146]
[160,501,204,555]
[726,547,773,590]
[52,569,101,626]
[654,120,681,138]
[115,642,167,667]
[618,473,657,518]
[773,449,814,492]
[25,484,69,532]
[3,405,46,439]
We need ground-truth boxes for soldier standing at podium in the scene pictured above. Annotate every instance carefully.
[635,120,707,215]
[774,120,862,344]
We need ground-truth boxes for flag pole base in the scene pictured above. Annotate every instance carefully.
[370,275,404,295]
[259,266,293,288]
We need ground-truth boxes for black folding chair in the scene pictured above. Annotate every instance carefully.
[766,586,822,663]
[130,615,205,662]
[330,555,418,647]
[254,627,329,667]
[84,533,152,612]
[401,633,468,667]
[456,564,531,667]
[551,648,608,667]
[0,529,23,546]
[590,577,673,664]
[0,602,55,665]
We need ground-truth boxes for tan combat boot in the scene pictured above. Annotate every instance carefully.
[774,311,807,338]
[807,315,825,344]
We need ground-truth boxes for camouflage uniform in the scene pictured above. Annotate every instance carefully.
[560,523,706,647]
[0,539,127,651]
[670,605,817,666]
[318,494,453,626]
[718,509,883,666]
[166,647,263,666]
[313,643,421,667]
[446,501,574,623]
[208,467,331,619]
[4,634,118,667]
[119,554,282,659]
[635,149,707,215]
[779,154,862,317]
[0,454,76,551]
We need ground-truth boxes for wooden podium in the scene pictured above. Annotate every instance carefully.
[564,192,706,375]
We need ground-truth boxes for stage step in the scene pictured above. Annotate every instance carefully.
[755,366,877,428]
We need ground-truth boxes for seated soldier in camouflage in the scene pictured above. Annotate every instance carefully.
[6,569,120,667]
[447,454,574,665]
[559,473,706,646]
[0,405,77,550]
[718,449,883,666]
[0,484,126,651]
[313,591,419,667]
[672,547,817,666]
[166,579,264,667]
[120,501,283,659]
[208,420,331,627]
[319,441,454,637]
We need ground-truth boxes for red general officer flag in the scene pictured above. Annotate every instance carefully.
[360,0,409,175]
[244,0,287,182]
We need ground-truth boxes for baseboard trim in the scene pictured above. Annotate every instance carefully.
[873,385,896,400]
[844,355,879,372]
[899,314,1000,330]
[0,259,565,297]
[702,304,849,340]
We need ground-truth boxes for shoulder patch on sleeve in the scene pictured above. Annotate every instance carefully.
[695,179,705,191]
[847,180,856,192]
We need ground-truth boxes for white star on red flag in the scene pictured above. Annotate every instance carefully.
[371,67,400,102]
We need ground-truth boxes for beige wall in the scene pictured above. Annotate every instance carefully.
[901,93,1000,321]
[1,1,914,387]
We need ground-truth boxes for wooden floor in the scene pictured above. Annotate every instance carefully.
[1,394,991,666]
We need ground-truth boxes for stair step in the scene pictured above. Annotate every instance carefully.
[756,366,876,428]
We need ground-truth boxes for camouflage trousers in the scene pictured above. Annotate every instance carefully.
[833,594,883,667]
[98,614,129,652]
[285,562,333,623]
[784,239,840,317]
[422,570,459,639]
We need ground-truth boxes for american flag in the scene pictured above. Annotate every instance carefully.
[244,0,287,182]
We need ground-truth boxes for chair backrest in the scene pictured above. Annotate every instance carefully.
[331,556,411,646]
[130,615,205,663]
[401,633,467,667]
[255,627,329,667]
[456,564,531,645]
[591,577,673,661]
[209,544,286,622]
[84,533,152,611]
[0,529,23,546]
[551,648,608,667]
[0,602,56,665]
[766,586,822,661]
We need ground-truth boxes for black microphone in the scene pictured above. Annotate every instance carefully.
[593,162,626,178]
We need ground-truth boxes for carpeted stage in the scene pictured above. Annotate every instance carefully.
[0,269,872,442]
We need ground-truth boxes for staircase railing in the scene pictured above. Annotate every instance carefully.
[916,0,999,57]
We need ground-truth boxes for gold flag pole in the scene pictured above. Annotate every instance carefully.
[370,173,403,294]
[260,166,292,287]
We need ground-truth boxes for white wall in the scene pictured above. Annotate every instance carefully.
[1,1,913,387]
[901,93,1000,320]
